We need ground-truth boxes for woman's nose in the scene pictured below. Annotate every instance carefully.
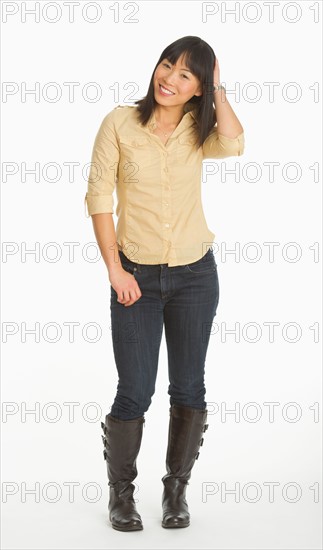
[164,73,176,86]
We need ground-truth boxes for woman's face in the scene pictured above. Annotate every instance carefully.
[153,53,202,107]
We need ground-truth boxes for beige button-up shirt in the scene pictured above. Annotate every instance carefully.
[84,102,244,267]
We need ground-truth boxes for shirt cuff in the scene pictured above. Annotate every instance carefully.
[217,130,245,156]
[84,193,114,217]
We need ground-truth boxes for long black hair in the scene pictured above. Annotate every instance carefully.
[134,36,217,149]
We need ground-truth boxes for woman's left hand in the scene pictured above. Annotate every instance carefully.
[213,57,220,86]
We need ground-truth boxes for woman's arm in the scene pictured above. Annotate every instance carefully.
[91,213,142,307]
[91,213,122,275]
[213,58,244,138]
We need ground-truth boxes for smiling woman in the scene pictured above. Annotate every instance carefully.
[135,36,218,148]
[84,35,244,533]
[149,55,203,142]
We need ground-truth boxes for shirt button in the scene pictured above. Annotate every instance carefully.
[165,223,170,228]
[164,202,169,206]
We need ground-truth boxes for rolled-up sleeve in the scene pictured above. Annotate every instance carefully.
[202,126,245,159]
[84,111,120,217]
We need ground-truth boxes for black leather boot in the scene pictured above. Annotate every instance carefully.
[161,404,208,528]
[101,413,145,531]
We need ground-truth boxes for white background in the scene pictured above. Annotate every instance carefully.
[1,0,322,549]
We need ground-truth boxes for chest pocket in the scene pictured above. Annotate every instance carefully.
[174,134,198,165]
[178,135,196,145]
[119,135,152,163]
[118,135,152,184]
[119,136,149,148]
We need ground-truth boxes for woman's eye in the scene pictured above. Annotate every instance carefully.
[162,63,188,78]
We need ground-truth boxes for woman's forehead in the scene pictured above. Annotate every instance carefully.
[163,54,190,68]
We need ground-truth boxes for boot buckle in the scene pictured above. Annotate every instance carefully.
[101,421,107,434]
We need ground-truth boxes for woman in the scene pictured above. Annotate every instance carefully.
[84,35,244,531]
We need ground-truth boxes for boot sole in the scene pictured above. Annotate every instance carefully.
[162,521,190,528]
[111,523,143,531]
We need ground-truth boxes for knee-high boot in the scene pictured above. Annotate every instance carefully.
[101,413,145,531]
[161,404,208,528]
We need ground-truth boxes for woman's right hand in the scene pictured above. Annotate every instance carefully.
[109,268,142,307]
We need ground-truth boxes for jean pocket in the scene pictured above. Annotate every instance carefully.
[120,258,138,276]
[185,250,217,274]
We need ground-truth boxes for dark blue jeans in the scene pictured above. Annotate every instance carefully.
[109,248,220,420]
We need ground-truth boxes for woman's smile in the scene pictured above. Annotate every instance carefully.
[159,84,175,96]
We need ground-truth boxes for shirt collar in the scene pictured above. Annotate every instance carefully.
[147,100,197,131]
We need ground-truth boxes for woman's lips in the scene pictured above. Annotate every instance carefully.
[159,84,175,96]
